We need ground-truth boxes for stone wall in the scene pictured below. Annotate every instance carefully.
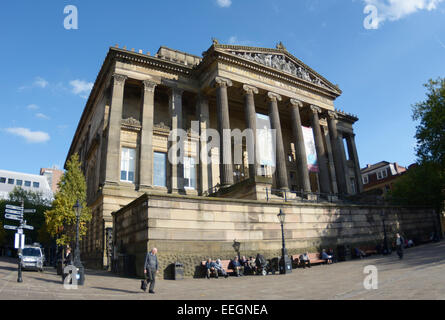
[112,193,438,279]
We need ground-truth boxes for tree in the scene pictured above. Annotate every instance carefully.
[45,153,92,247]
[412,78,445,168]
[8,186,51,207]
[389,78,445,214]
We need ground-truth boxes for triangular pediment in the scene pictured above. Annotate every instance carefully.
[213,43,341,95]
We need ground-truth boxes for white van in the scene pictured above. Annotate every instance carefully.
[21,245,45,272]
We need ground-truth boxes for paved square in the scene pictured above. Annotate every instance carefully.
[0,241,444,300]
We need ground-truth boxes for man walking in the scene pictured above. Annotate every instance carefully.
[144,248,159,294]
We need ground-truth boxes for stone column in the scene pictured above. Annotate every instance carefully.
[346,134,364,194]
[243,85,259,179]
[139,80,157,190]
[196,94,212,195]
[105,73,127,185]
[327,111,348,195]
[215,77,234,188]
[289,99,311,194]
[309,105,332,194]
[267,92,289,191]
[169,87,184,193]
[338,131,353,194]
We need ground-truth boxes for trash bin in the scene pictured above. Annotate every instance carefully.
[337,244,351,261]
[173,262,184,280]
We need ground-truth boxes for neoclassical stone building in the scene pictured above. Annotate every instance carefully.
[66,41,416,271]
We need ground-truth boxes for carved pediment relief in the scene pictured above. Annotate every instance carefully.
[228,50,332,90]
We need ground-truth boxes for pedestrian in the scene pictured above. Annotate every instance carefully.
[64,247,73,266]
[395,233,404,260]
[143,248,159,294]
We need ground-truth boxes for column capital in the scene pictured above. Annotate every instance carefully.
[289,98,304,108]
[310,105,322,114]
[242,84,259,95]
[112,73,128,85]
[214,76,233,88]
[267,92,282,102]
[142,79,157,92]
[327,110,338,119]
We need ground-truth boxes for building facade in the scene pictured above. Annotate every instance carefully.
[0,169,53,200]
[66,41,383,268]
[40,167,64,194]
[361,161,408,195]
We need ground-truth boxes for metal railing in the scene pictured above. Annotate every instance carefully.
[264,188,360,204]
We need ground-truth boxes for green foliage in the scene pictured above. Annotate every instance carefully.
[388,162,443,211]
[389,78,445,211]
[8,186,51,207]
[44,153,92,246]
[1,192,52,247]
[412,78,445,168]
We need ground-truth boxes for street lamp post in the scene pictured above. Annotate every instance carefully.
[277,209,292,274]
[73,200,85,285]
[380,211,390,255]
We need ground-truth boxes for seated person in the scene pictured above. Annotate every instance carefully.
[327,248,337,263]
[205,258,217,279]
[214,259,228,278]
[240,256,248,268]
[407,239,414,248]
[231,256,244,277]
[299,252,311,269]
[321,249,333,264]
[354,248,366,259]
[246,256,257,274]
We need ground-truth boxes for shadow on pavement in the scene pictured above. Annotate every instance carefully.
[91,287,140,294]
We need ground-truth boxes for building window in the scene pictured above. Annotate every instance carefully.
[8,178,14,185]
[0,177,5,183]
[153,152,167,187]
[362,175,369,184]
[24,181,31,187]
[33,182,40,188]
[377,169,387,180]
[183,157,196,189]
[16,180,23,186]
[382,169,388,178]
[120,148,136,183]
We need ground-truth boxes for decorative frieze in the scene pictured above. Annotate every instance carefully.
[229,51,329,89]
[121,117,142,131]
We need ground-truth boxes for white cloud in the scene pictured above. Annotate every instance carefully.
[5,127,50,143]
[36,113,50,120]
[27,104,39,110]
[364,0,444,28]
[34,77,49,88]
[69,80,93,98]
[216,0,232,8]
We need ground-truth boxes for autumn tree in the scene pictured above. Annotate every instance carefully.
[45,153,92,247]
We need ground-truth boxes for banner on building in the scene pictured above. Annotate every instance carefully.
[302,126,318,172]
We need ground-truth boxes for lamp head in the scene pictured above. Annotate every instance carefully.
[277,209,286,224]
[73,200,82,218]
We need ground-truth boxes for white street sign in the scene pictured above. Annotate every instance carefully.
[5,209,23,215]
[6,205,22,211]
[23,209,36,213]
[22,225,34,230]
[4,225,18,230]
[14,233,25,249]
[5,214,22,221]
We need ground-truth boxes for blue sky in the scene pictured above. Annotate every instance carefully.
[0,0,444,174]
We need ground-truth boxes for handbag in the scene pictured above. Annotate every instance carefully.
[141,279,147,291]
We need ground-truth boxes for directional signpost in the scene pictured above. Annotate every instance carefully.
[3,202,36,283]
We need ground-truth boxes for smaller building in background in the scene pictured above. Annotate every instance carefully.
[39,167,64,194]
[0,169,53,200]
[361,161,408,195]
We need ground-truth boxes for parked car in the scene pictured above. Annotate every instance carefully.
[21,245,45,272]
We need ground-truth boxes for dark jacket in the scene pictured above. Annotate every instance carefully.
[144,252,158,271]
